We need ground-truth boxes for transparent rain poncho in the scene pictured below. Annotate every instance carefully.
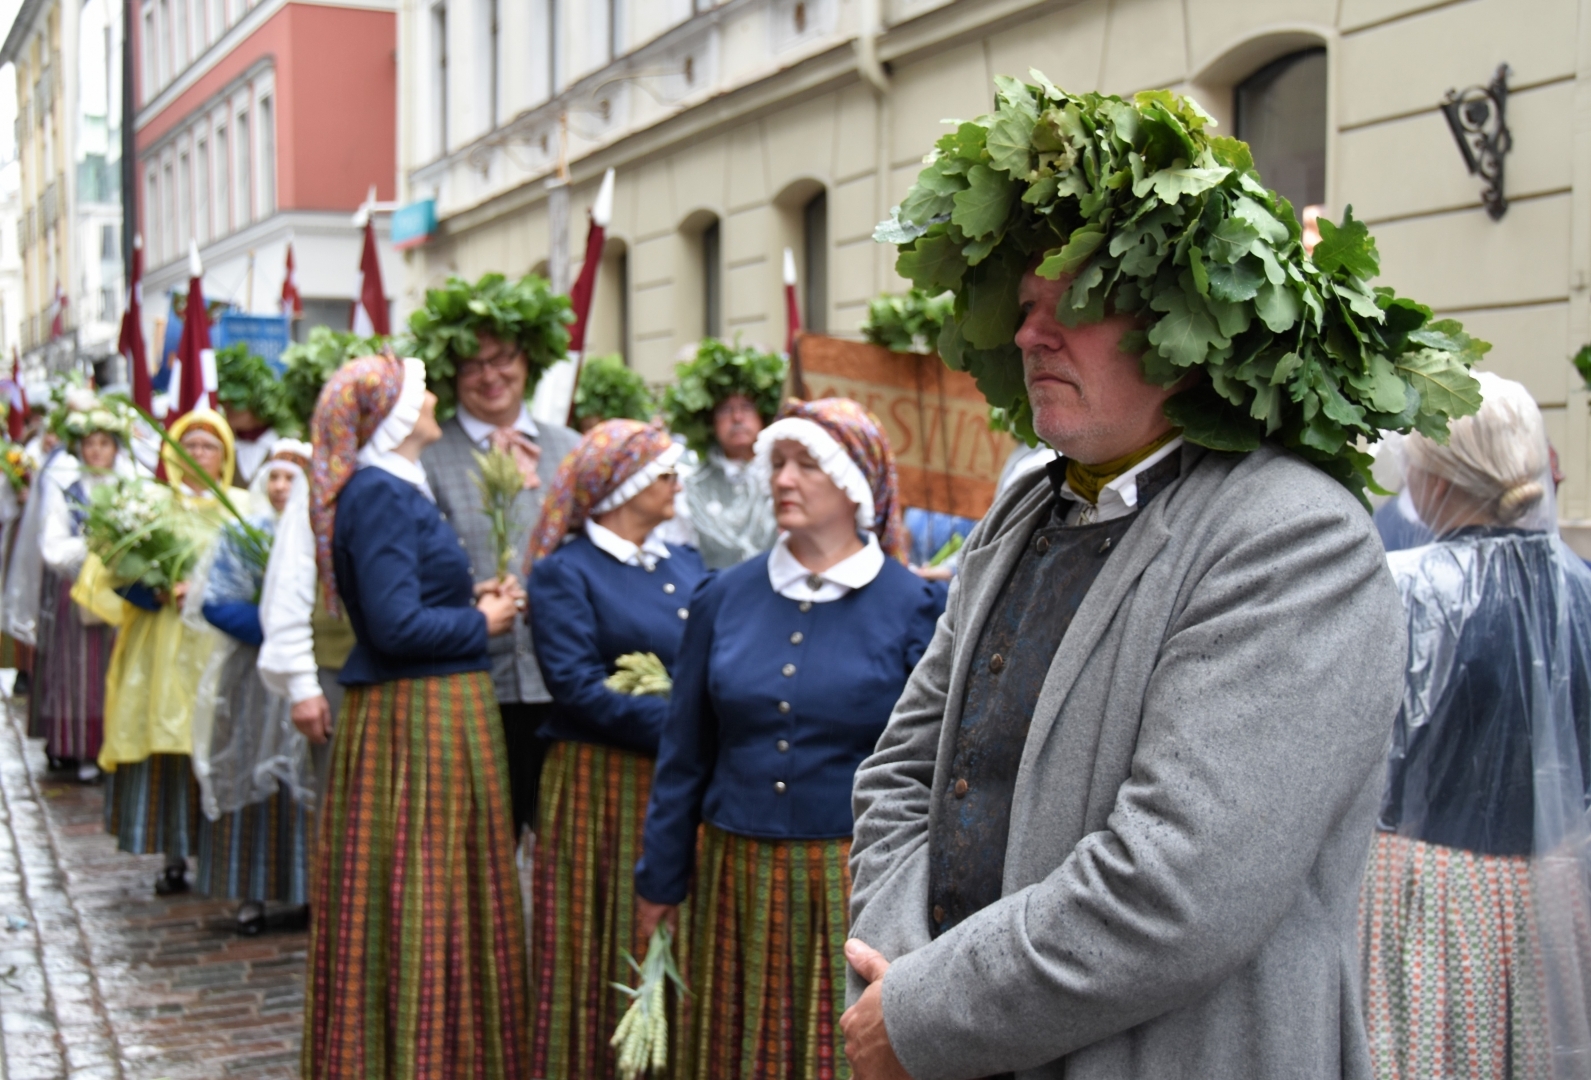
[3,446,77,645]
[185,463,311,820]
[1369,373,1591,1077]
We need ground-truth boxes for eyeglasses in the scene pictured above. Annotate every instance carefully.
[457,352,524,380]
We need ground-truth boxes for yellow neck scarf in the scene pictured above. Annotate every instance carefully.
[1064,429,1181,506]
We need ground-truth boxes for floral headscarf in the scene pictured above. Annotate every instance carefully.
[755,397,907,562]
[526,419,677,564]
[309,355,407,612]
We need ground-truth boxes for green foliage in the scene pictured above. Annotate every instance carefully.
[1573,344,1591,396]
[215,343,299,436]
[402,272,573,420]
[881,72,1487,500]
[574,354,656,424]
[0,439,29,492]
[861,290,956,354]
[279,328,387,430]
[661,339,788,456]
[81,476,211,592]
[470,447,523,581]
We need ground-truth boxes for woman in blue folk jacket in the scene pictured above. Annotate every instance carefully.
[635,397,943,1080]
[525,419,707,1080]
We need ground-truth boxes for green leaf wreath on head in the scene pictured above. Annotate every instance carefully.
[574,354,656,426]
[880,71,1487,502]
[403,272,574,421]
[661,339,788,457]
[215,343,299,436]
[862,289,956,354]
[279,327,388,431]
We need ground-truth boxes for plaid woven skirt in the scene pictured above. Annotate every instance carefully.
[28,568,113,761]
[103,753,200,860]
[1359,831,1591,1079]
[195,784,312,904]
[304,671,528,1080]
[672,824,852,1080]
[530,740,653,1080]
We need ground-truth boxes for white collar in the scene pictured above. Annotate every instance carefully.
[355,447,436,502]
[766,531,885,603]
[584,519,672,569]
[457,403,539,447]
[1057,436,1183,524]
[710,447,757,482]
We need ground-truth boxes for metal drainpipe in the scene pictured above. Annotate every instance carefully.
[855,0,889,96]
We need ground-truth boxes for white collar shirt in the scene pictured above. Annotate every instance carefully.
[766,531,886,603]
[457,403,539,448]
[1056,436,1184,526]
[356,448,437,502]
[585,520,673,570]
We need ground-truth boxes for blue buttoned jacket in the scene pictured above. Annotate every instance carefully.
[634,552,944,905]
[333,467,490,686]
[528,533,707,755]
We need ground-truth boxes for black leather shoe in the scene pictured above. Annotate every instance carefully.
[154,866,189,896]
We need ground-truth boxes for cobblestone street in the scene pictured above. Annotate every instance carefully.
[0,689,306,1079]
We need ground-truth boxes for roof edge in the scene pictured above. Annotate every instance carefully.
[0,0,50,71]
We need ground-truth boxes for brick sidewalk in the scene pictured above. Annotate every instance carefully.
[0,695,306,1079]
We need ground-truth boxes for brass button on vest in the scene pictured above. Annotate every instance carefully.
[989,653,1005,673]
[953,778,969,797]
[1035,535,1050,554]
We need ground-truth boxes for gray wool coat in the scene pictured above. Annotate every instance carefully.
[421,414,581,705]
[849,442,1406,1080]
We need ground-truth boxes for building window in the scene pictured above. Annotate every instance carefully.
[236,107,250,224]
[259,96,275,215]
[701,217,721,338]
[141,6,155,101]
[196,137,209,241]
[1234,48,1326,223]
[175,0,188,74]
[102,223,117,260]
[608,0,621,61]
[162,159,174,260]
[487,0,500,129]
[145,169,158,261]
[432,2,448,157]
[547,0,559,98]
[157,0,170,88]
[215,123,229,235]
[178,150,190,248]
[802,190,826,335]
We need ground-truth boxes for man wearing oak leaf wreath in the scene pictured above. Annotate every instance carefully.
[841,75,1486,1080]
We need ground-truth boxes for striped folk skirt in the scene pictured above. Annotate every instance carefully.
[530,740,653,1080]
[304,671,529,1080]
[28,568,114,762]
[674,825,852,1080]
[103,753,201,861]
[195,785,312,905]
[1360,831,1591,1079]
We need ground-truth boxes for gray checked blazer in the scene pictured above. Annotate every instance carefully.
[422,414,581,705]
[849,442,1406,1080]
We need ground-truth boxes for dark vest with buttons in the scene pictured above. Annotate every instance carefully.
[926,453,1180,940]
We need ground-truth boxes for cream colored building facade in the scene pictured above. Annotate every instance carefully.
[398,0,1591,519]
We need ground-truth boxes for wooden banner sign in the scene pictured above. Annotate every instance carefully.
[794,333,1018,519]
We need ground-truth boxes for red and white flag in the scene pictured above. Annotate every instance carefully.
[5,348,26,441]
[49,282,67,340]
[170,240,214,423]
[350,220,389,336]
[118,235,151,411]
[783,247,802,354]
[281,239,303,319]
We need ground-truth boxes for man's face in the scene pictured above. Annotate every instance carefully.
[1015,270,1179,464]
[455,333,529,425]
[713,394,762,461]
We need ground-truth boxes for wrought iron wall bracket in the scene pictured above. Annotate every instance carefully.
[1442,64,1512,220]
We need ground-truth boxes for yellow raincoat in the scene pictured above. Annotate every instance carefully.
[97,409,236,771]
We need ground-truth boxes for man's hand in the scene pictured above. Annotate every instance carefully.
[842,939,913,1080]
[291,695,333,745]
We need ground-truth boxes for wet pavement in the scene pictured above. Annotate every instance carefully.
[0,688,306,1079]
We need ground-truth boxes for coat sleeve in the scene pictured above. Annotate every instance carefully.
[634,573,725,905]
[846,571,961,1004]
[340,479,489,662]
[203,600,263,646]
[528,555,671,754]
[877,494,1407,1080]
